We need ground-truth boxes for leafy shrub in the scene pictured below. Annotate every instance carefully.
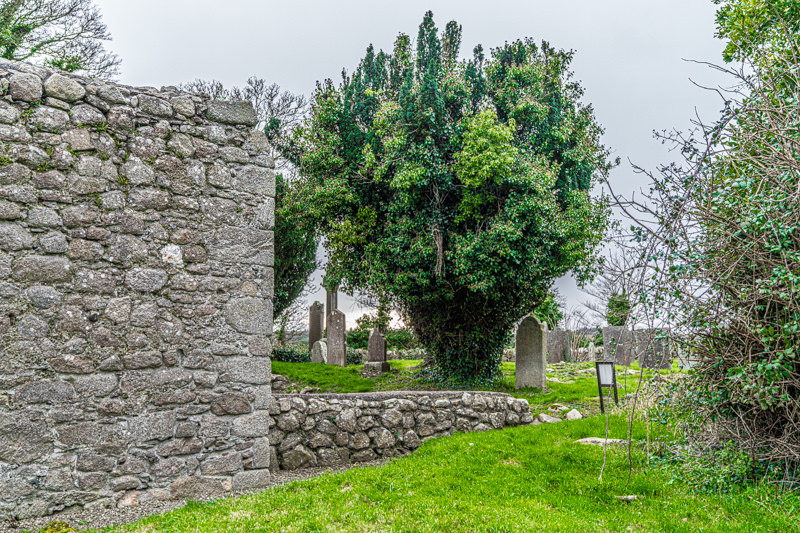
[606,292,630,326]
[272,346,311,363]
[385,329,419,350]
[655,442,768,495]
[346,329,369,350]
[346,348,363,366]
[348,327,419,351]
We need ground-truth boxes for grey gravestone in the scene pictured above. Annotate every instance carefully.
[635,329,671,369]
[516,316,547,390]
[587,342,598,361]
[547,328,571,363]
[325,289,338,332]
[311,339,327,364]
[326,310,347,367]
[603,326,634,366]
[364,326,390,373]
[308,302,324,353]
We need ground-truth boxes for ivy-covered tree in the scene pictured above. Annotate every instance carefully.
[273,173,317,319]
[605,292,631,327]
[279,12,613,383]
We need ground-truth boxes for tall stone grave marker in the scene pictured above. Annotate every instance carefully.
[309,302,324,353]
[327,309,347,366]
[603,326,634,366]
[326,288,338,331]
[547,327,571,363]
[364,326,391,373]
[516,316,547,390]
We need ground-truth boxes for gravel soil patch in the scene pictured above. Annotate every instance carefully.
[0,460,388,533]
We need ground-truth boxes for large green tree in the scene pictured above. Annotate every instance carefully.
[280,12,612,382]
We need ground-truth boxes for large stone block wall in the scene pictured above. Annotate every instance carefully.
[0,60,274,519]
[267,392,533,470]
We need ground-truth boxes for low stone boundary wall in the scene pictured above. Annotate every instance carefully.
[267,391,533,470]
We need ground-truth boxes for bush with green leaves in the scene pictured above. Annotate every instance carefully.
[273,173,317,319]
[277,12,612,384]
[630,0,800,474]
[271,345,311,364]
[605,292,630,326]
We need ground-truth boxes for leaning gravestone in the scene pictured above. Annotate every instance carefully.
[516,316,547,389]
[364,326,391,373]
[308,302,324,353]
[547,327,571,363]
[327,309,347,366]
[603,326,634,366]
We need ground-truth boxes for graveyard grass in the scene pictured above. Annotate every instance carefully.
[270,360,669,416]
[98,413,798,533]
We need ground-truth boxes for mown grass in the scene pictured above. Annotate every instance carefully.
[273,359,658,417]
[96,415,799,533]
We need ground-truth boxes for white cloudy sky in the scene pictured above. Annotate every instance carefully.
[94,0,732,326]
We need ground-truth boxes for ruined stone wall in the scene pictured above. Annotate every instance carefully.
[268,392,533,470]
[0,60,274,519]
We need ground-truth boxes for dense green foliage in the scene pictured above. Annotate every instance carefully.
[271,345,311,364]
[96,415,797,533]
[714,0,800,61]
[272,173,317,319]
[347,327,419,350]
[639,0,800,471]
[279,12,612,383]
[532,292,564,329]
[605,292,631,326]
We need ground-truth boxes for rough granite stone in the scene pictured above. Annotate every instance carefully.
[0,61,274,520]
[43,74,85,102]
[205,100,258,126]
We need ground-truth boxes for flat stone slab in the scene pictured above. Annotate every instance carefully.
[574,437,628,446]
[536,413,562,424]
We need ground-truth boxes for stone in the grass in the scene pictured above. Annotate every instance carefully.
[537,413,562,424]
[574,437,628,446]
[565,409,583,421]
[311,340,327,364]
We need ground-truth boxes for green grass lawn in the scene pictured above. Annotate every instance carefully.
[96,415,799,533]
[272,359,652,417]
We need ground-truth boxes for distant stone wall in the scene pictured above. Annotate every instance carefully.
[267,391,533,470]
[0,60,274,519]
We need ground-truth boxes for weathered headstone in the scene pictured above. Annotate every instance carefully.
[635,329,671,369]
[547,327,571,363]
[325,288,338,332]
[603,326,633,366]
[364,326,391,373]
[311,339,328,364]
[308,302,324,353]
[587,342,598,361]
[326,309,347,366]
[516,316,547,390]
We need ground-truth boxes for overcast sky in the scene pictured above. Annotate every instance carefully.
[93,0,732,326]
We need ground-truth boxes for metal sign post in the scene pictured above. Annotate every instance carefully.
[595,361,619,413]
